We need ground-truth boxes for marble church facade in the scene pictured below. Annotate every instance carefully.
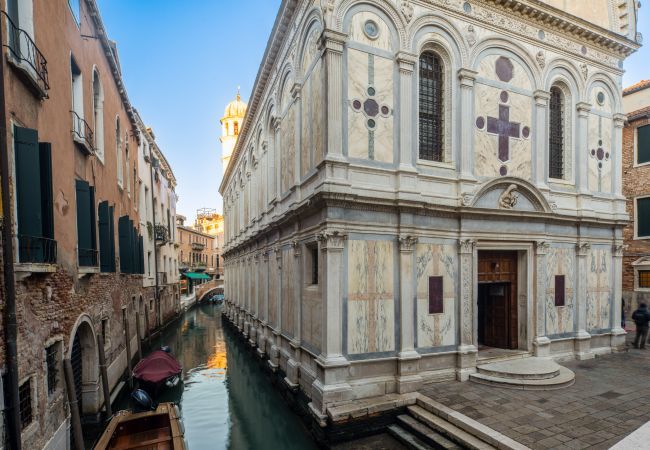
[219,0,640,422]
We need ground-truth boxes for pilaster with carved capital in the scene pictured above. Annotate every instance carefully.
[534,241,551,355]
[457,70,477,182]
[533,90,551,190]
[576,103,592,195]
[398,233,421,392]
[320,29,347,161]
[575,241,592,358]
[457,238,477,379]
[612,113,626,197]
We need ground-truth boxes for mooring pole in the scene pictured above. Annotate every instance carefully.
[64,359,85,450]
[122,308,133,389]
[97,334,112,417]
[135,309,143,361]
[144,302,151,346]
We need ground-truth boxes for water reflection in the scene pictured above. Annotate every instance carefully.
[128,303,317,450]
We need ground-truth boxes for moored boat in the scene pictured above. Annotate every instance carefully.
[93,402,186,450]
[133,349,182,396]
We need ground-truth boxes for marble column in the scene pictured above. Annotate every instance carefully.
[576,103,592,197]
[458,69,478,184]
[457,239,477,380]
[285,241,302,389]
[397,235,421,393]
[575,242,593,359]
[611,243,626,349]
[533,90,550,190]
[320,29,346,161]
[534,241,551,356]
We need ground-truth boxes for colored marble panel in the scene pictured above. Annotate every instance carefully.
[281,105,296,193]
[478,54,532,91]
[587,114,612,192]
[311,60,324,167]
[586,247,612,331]
[281,249,295,336]
[348,11,393,51]
[545,247,576,335]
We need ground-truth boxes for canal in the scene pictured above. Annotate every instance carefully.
[110,303,318,450]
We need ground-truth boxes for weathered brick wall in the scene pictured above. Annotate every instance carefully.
[622,116,650,312]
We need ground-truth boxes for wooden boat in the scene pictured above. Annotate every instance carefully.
[94,403,186,450]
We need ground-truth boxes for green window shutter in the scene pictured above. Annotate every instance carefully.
[638,125,650,165]
[98,201,112,272]
[638,197,650,238]
[109,206,116,272]
[14,127,43,262]
[118,215,131,273]
[75,179,93,266]
[130,220,136,274]
[38,143,54,240]
[90,186,97,254]
[138,235,144,274]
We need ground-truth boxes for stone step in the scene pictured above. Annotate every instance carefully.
[397,414,462,449]
[476,351,530,365]
[407,405,496,450]
[476,357,562,380]
[469,366,575,390]
[387,424,435,450]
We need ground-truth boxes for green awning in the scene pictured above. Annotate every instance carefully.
[183,272,210,280]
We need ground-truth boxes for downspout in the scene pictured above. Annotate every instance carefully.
[148,145,161,328]
[0,16,22,450]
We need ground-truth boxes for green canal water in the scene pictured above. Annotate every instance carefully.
[111,303,318,450]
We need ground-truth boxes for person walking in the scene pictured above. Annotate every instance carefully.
[632,303,650,349]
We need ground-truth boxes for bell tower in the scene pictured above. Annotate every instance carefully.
[220,88,247,173]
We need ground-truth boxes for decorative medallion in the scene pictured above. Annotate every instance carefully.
[466,25,477,47]
[536,50,545,69]
[463,2,472,13]
[363,20,380,39]
[590,117,610,191]
[596,91,606,106]
[499,184,519,209]
[401,0,414,23]
[538,30,545,40]
[495,56,514,82]
[580,63,588,81]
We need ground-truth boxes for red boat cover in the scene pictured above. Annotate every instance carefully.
[133,351,182,384]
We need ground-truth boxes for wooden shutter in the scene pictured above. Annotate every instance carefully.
[109,206,116,272]
[39,143,54,239]
[14,127,43,262]
[428,276,444,314]
[118,215,131,273]
[75,179,93,266]
[138,235,144,274]
[554,275,565,306]
[130,220,137,274]
[638,198,650,238]
[98,201,112,272]
[638,125,650,165]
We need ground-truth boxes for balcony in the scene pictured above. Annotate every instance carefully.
[17,235,56,264]
[78,247,99,268]
[154,224,169,244]
[71,111,95,155]
[191,242,205,251]
[1,11,49,98]
[157,272,168,285]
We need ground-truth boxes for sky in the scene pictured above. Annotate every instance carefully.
[98,1,649,223]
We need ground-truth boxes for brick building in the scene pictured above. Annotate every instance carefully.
[0,1,179,448]
[622,80,650,315]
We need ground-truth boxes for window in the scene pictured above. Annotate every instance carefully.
[93,70,104,161]
[116,118,123,187]
[639,271,650,289]
[308,246,319,285]
[71,56,85,141]
[18,378,32,430]
[68,0,81,24]
[419,51,444,162]
[428,276,443,314]
[554,275,566,306]
[101,317,110,344]
[13,126,55,264]
[126,144,131,195]
[118,215,144,274]
[75,179,97,267]
[637,197,650,238]
[46,343,60,395]
[549,86,565,179]
[637,125,650,165]
[234,121,239,135]
[98,201,116,272]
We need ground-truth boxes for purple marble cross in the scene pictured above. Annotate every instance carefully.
[487,104,521,162]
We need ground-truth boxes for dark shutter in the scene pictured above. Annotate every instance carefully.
[14,127,43,262]
[554,275,566,306]
[548,87,565,179]
[419,52,444,162]
[75,179,93,266]
[130,220,137,274]
[98,201,112,272]
[138,235,144,274]
[428,276,444,314]
[39,143,54,239]
[118,215,131,273]
[109,206,116,272]
[638,125,650,165]
[638,197,650,238]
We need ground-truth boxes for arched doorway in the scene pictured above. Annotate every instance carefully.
[68,317,99,416]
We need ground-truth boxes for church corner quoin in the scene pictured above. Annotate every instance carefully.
[220,0,639,434]
[0,0,181,448]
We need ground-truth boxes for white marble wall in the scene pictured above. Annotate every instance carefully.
[587,246,613,331]
[545,246,576,336]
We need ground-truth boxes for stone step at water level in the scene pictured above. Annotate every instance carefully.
[470,356,575,390]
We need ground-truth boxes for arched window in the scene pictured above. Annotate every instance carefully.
[116,118,123,186]
[549,86,565,179]
[92,70,104,161]
[419,51,444,162]
[234,121,239,135]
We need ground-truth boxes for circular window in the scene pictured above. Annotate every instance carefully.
[596,91,605,105]
[363,20,379,39]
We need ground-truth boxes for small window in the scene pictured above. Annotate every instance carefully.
[419,51,444,162]
[101,317,109,342]
[46,343,60,395]
[637,197,650,238]
[638,125,650,165]
[234,122,239,135]
[19,378,33,430]
[310,246,319,285]
[548,86,565,179]
[640,271,650,289]
[428,276,443,314]
[554,275,566,306]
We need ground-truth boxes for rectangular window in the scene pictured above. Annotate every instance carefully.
[638,125,650,165]
[75,179,97,267]
[18,378,32,430]
[554,275,566,306]
[640,271,650,289]
[638,197,650,238]
[428,276,444,314]
[98,201,116,272]
[46,343,59,395]
[311,247,319,285]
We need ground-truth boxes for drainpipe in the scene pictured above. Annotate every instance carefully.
[0,16,22,450]
[148,145,161,328]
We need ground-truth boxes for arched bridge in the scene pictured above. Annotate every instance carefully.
[196,280,224,302]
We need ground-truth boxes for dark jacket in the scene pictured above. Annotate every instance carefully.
[632,307,650,328]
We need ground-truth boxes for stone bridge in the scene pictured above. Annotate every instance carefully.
[196,280,223,302]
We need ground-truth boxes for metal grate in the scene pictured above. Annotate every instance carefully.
[18,379,32,430]
[549,86,565,179]
[419,51,444,162]
[46,343,59,394]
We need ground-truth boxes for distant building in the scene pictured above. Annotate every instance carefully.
[220,90,247,173]
[622,80,650,315]
[194,208,225,279]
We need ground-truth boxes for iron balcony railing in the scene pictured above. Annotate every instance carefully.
[191,241,205,251]
[78,248,99,267]
[71,111,95,154]
[17,234,57,264]
[154,224,169,244]
[1,10,49,96]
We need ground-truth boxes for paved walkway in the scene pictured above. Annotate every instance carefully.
[420,334,650,449]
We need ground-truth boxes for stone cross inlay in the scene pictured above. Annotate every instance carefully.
[589,115,610,191]
[488,103,521,162]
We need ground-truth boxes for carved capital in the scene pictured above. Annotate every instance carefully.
[457,68,478,87]
[613,243,625,257]
[613,113,626,128]
[262,250,269,262]
[576,242,591,256]
[261,140,268,154]
[291,240,301,256]
[396,51,417,73]
[398,235,418,253]
[461,193,473,207]
[533,89,550,106]
[319,29,347,54]
[576,102,592,117]
[536,241,550,255]
[458,239,475,254]
[291,82,302,100]
[317,230,346,251]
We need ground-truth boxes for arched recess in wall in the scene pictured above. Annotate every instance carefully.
[92,66,105,162]
[68,314,98,415]
[336,0,407,49]
[470,38,541,90]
